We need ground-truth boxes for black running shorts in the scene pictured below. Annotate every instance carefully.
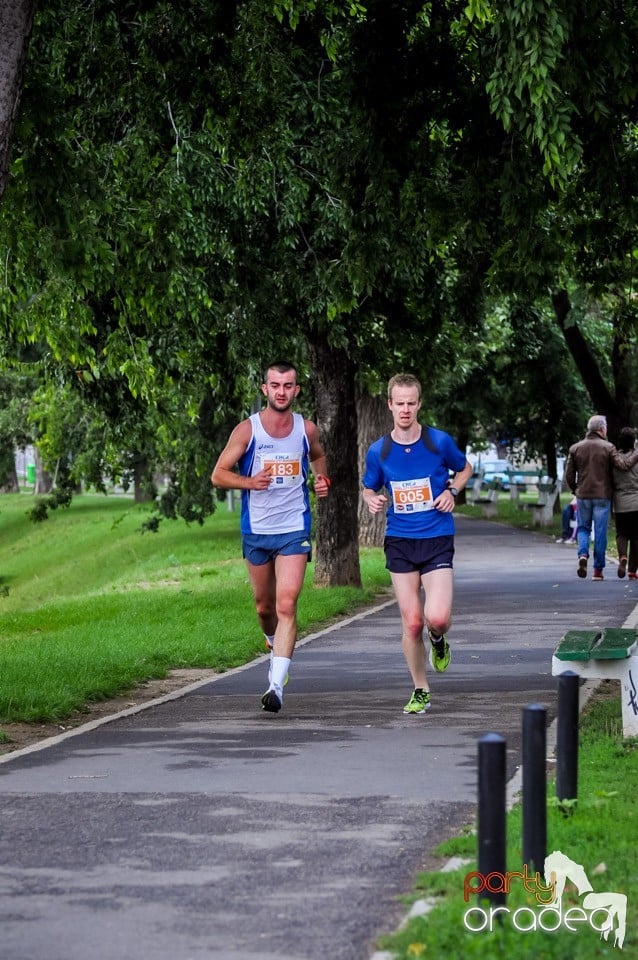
[384,535,454,575]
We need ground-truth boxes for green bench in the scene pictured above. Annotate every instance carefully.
[473,479,501,519]
[518,478,561,527]
[467,469,486,505]
[506,469,543,501]
[552,628,638,737]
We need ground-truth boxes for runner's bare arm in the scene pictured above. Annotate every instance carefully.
[361,486,388,514]
[211,421,272,491]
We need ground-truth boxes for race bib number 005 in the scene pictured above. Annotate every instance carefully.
[261,453,302,486]
[390,477,434,512]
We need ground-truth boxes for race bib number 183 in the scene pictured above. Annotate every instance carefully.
[261,453,302,486]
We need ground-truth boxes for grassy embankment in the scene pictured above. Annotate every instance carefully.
[0,487,570,728]
[0,492,389,728]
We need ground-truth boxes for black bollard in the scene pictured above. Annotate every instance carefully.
[556,671,579,805]
[477,733,506,905]
[522,703,547,875]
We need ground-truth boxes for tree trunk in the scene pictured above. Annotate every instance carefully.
[0,445,18,492]
[357,389,392,547]
[134,454,155,503]
[551,288,625,437]
[307,335,362,588]
[33,446,53,494]
[0,0,37,199]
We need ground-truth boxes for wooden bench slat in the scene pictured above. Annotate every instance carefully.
[554,630,601,660]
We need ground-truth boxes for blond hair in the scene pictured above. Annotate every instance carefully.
[387,373,422,401]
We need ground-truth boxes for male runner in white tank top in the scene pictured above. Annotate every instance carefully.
[212,361,331,713]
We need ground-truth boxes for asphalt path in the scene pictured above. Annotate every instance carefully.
[1,516,637,960]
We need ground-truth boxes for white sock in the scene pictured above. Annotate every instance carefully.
[264,633,275,650]
[270,656,291,695]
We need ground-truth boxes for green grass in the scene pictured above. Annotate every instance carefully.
[0,493,389,723]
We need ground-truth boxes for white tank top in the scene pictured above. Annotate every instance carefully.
[239,412,311,535]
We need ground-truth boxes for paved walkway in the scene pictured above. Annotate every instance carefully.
[1,517,637,960]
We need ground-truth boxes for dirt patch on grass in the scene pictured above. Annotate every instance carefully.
[0,668,218,757]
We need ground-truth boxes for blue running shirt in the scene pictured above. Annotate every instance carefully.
[363,428,467,539]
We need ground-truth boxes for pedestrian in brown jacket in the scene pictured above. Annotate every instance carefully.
[565,415,638,580]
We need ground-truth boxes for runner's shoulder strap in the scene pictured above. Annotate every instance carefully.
[380,426,438,461]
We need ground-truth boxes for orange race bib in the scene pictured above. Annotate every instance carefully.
[261,453,302,486]
[390,477,434,512]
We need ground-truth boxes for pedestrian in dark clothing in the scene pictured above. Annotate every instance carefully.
[612,427,638,579]
[565,415,638,580]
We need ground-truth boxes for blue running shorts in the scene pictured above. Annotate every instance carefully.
[242,531,312,566]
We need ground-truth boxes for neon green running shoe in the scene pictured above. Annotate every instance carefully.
[403,688,431,715]
[429,634,451,673]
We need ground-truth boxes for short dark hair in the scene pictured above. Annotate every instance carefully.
[618,426,636,453]
[263,360,298,383]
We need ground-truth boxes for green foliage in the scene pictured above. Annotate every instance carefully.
[2,0,638,530]
[26,484,74,523]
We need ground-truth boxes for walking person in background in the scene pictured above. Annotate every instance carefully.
[556,495,578,543]
[612,427,638,580]
[565,415,638,581]
[362,373,473,715]
[211,361,331,713]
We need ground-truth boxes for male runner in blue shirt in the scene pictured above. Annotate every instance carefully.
[362,373,472,715]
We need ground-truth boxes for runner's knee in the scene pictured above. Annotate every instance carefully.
[403,614,424,639]
[276,594,299,621]
[255,597,276,621]
[426,614,450,636]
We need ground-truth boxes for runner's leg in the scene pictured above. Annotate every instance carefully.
[272,552,308,658]
[391,571,428,689]
[246,558,277,637]
[422,567,454,639]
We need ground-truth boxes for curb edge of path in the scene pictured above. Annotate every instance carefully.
[0,596,398,766]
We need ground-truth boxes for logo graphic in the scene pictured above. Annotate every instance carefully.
[463,849,627,948]
[544,851,627,949]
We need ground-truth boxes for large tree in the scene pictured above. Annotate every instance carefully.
[4,0,638,578]
[0,0,36,199]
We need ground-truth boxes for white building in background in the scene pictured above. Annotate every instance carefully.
[14,445,36,486]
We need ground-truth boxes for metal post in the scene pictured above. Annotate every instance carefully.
[522,704,547,875]
[477,733,507,905]
[556,671,579,804]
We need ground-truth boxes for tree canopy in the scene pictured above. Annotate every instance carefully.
[1,0,638,584]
